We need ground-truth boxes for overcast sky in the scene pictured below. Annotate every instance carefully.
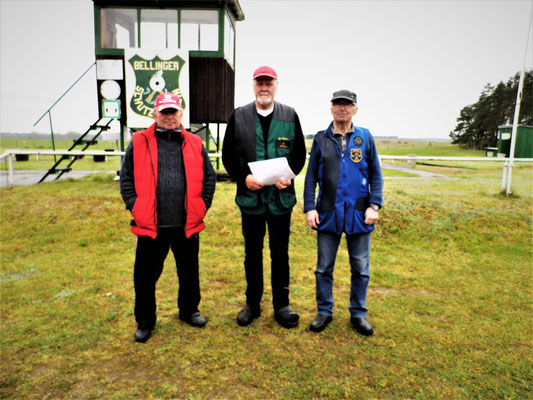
[1,0,532,139]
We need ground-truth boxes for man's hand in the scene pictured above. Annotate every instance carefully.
[364,207,379,225]
[306,210,320,229]
[275,178,292,190]
[245,174,265,191]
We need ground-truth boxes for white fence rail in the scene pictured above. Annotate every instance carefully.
[377,156,533,193]
[0,150,125,187]
[1,149,532,189]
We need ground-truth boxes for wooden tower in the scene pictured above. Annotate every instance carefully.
[92,0,244,152]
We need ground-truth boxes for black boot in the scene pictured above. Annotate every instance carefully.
[274,306,299,328]
[237,305,261,326]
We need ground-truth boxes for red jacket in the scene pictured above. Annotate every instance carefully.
[131,123,207,238]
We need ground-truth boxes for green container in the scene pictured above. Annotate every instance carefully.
[484,147,498,157]
[497,125,533,158]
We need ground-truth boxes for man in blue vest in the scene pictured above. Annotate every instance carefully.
[304,90,383,335]
[222,66,306,328]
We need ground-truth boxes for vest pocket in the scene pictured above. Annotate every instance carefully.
[346,208,374,234]
[277,188,296,211]
[236,190,260,210]
[275,139,292,158]
[131,196,153,230]
[316,210,337,232]
[187,196,207,225]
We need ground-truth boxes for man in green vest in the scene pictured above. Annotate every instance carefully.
[222,66,306,328]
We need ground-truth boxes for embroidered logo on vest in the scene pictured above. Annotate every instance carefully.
[353,136,363,146]
[276,138,291,150]
[350,148,363,163]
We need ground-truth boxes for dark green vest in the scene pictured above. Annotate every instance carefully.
[234,102,297,215]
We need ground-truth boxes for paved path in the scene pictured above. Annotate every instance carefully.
[0,163,453,188]
[0,170,117,187]
[381,162,456,179]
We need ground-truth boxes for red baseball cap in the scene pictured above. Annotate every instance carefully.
[154,92,183,111]
[253,66,277,80]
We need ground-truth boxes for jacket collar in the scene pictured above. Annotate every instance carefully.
[155,126,182,142]
[141,122,186,141]
[325,122,356,139]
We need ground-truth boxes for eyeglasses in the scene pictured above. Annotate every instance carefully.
[160,108,179,115]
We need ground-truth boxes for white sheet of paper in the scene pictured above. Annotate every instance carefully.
[248,157,296,185]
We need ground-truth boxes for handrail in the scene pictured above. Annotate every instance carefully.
[379,155,533,161]
[3,150,532,164]
[202,153,533,163]
[0,150,125,160]
[0,150,125,187]
[32,62,97,162]
[33,62,97,126]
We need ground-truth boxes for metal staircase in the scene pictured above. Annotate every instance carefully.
[38,118,113,183]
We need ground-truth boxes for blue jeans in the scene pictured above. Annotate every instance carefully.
[315,231,371,317]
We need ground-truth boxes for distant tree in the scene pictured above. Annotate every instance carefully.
[450,70,533,149]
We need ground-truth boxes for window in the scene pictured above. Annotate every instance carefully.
[100,8,220,52]
[180,10,218,51]
[140,9,178,49]
[224,14,235,66]
[101,8,138,48]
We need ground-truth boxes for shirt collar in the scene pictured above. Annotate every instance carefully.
[256,106,274,117]
[332,124,354,136]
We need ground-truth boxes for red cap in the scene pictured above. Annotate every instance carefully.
[253,66,277,80]
[154,92,183,111]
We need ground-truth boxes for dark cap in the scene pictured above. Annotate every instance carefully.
[331,90,357,104]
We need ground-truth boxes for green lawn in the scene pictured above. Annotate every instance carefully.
[0,164,531,399]
[374,139,485,157]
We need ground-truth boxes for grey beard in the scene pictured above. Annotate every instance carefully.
[256,95,273,107]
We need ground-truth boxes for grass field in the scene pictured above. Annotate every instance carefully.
[373,139,485,157]
[0,148,531,399]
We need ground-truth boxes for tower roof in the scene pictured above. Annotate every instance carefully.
[92,0,245,21]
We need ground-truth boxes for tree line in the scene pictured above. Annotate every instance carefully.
[450,70,533,149]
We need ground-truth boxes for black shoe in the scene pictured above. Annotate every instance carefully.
[134,328,152,343]
[180,311,207,328]
[274,306,299,329]
[237,305,261,326]
[351,317,373,336]
[310,314,333,333]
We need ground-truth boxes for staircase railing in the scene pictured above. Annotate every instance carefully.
[38,117,113,183]
[33,62,96,162]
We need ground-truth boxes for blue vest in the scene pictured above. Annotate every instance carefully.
[309,124,381,235]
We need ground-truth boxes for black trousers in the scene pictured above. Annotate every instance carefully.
[241,211,292,311]
[134,227,200,330]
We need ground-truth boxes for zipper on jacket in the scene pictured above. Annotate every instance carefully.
[144,134,158,229]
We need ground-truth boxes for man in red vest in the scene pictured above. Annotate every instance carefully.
[120,92,216,343]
